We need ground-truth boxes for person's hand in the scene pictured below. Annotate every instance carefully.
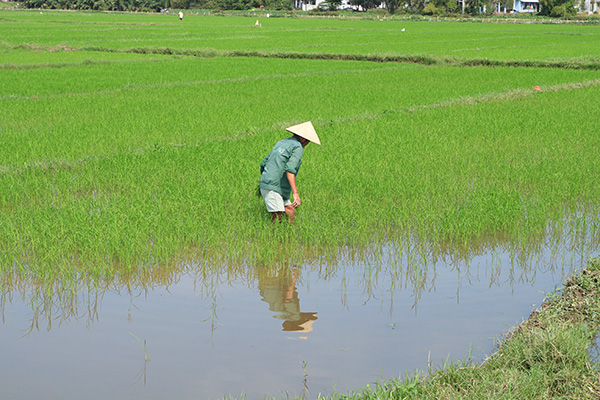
[292,195,301,208]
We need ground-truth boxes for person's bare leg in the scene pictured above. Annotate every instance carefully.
[271,212,283,223]
[284,205,296,222]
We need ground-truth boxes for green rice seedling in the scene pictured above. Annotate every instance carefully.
[2,57,598,165]
[1,75,599,273]
[129,332,149,361]
[1,9,599,303]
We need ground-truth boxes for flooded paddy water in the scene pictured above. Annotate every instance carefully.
[591,335,600,365]
[1,234,598,400]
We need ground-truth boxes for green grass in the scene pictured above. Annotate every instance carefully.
[2,58,598,162]
[3,10,600,62]
[2,70,599,270]
[0,10,599,275]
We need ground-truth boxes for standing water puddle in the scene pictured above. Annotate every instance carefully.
[1,241,597,400]
[589,334,600,365]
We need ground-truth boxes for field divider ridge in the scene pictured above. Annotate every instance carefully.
[81,45,600,71]
[0,57,181,71]
[6,42,600,70]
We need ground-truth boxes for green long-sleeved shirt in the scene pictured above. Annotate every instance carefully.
[259,137,303,200]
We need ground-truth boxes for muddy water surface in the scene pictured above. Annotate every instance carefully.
[0,242,597,400]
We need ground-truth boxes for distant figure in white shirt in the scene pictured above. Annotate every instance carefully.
[179,11,183,21]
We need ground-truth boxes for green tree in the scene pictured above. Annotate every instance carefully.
[492,0,512,12]
[431,0,459,13]
[463,0,492,14]
[405,0,426,13]
[171,0,189,8]
[385,0,399,13]
[319,0,342,10]
[539,0,576,16]
[264,0,293,9]
[422,2,440,14]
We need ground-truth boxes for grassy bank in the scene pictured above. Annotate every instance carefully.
[331,257,600,399]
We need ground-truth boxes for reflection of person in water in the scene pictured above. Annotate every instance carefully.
[258,268,318,332]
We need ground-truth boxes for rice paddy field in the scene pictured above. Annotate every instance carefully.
[1,9,600,400]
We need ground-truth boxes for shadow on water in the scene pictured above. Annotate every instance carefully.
[0,220,599,399]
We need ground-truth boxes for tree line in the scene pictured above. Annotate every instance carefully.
[22,0,292,11]
[22,0,579,18]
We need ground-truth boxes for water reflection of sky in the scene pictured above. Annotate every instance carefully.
[589,334,600,364]
[0,242,597,400]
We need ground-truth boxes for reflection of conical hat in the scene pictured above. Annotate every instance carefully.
[286,121,321,145]
[282,312,318,333]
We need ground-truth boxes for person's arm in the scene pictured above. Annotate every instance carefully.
[260,154,269,174]
[286,171,301,208]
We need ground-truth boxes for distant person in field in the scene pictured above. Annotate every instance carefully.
[179,11,183,21]
[259,121,321,223]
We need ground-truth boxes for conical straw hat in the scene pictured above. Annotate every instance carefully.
[286,121,321,145]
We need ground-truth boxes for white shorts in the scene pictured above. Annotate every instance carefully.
[260,189,292,213]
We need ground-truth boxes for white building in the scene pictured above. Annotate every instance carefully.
[582,0,599,13]
[295,0,358,11]
[513,0,539,13]
[295,0,326,10]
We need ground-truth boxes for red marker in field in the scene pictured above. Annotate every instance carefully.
[534,86,541,91]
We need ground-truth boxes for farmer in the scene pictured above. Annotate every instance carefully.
[259,121,321,222]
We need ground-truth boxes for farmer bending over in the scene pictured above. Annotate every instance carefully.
[259,121,321,222]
